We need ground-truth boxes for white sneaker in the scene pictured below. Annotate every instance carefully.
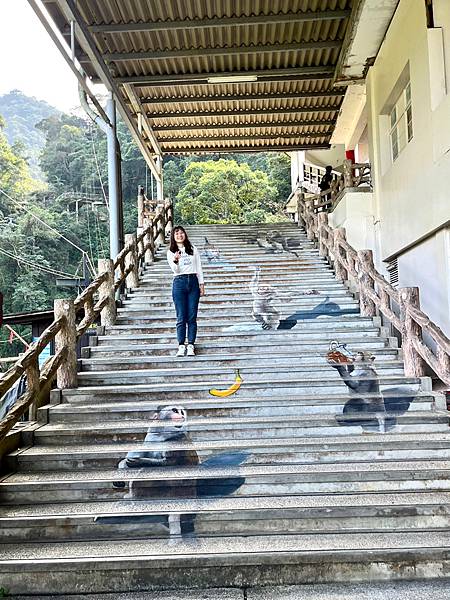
[176,345,186,357]
[186,344,195,356]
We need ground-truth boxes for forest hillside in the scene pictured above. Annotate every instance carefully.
[0,90,60,179]
[0,91,291,356]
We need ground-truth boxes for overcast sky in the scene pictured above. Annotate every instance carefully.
[0,0,83,112]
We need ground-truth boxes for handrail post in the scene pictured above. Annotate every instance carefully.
[164,199,173,237]
[160,205,167,241]
[317,212,329,258]
[399,287,427,378]
[296,192,304,228]
[137,185,145,228]
[136,226,144,263]
[143,218,155,264]
[333,227,347,281]
[357,250,377,317]
[124,233,139,289]
[155,206,165,246]
[304,199,315,240]
[98,259,116,326]
[343,158,353,188]
[26,355,40,421]
[54,299,77,389]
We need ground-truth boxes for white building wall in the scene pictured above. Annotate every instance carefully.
[397,228,450,335]
[329,192,376,252]
[366,0,450,335]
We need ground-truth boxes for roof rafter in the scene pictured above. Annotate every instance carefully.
[153,119,337,131]
[113,66,337,85]
[141,90,345,106]
[159,132,332,143]
[88,10,351,34]
[147,105,341,119]
[88,40,342,63]
[164,144,331,154]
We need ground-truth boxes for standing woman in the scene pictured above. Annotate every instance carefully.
[167,226,205,357]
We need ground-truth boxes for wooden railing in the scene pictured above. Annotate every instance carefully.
[296,192,450,387]
[0,198,173,442]
[302,159,372,213]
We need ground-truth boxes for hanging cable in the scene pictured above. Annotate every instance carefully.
[0,246,76,278]
[0,188,96,276]
[93,208,106,259]
[89,126,109,211]
[85,209,96,271]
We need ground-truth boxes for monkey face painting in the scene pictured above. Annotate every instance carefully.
[97,405,247,542]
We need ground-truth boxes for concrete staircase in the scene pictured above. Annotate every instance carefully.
[1,223,450,596]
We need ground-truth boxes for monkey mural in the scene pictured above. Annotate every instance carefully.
[249,267,320,330]
[223,267,319,332]
[328,346,414,432]
[200,237,236,270]
[252,231,303,257]
[277,295,359,330]
[97,405,247,541]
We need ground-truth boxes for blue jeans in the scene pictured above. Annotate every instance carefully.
[172,274,200,344]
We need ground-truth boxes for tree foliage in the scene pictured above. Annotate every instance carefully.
[0,90,60,179]
[176,159,284,224]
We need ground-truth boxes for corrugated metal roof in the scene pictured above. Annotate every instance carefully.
[45,0,353,154]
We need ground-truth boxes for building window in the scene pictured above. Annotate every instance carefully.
[389,82,413,161]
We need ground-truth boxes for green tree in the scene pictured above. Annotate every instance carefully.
[176,159,278,224]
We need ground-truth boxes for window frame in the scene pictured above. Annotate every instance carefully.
[389,81,413,161]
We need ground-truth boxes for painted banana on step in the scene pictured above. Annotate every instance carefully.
[209,369,243,397]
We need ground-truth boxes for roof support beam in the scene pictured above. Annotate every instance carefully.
[55,0,161,178]
[92,41,342,63]
[148,106,341,119]
[164,144,331,154]
[129,72,334,89]
[113,66,337,85]
[88,10,351,34]
[27,0,110,126]
[122,84,161,156]
[153,119,336,132]
[142,90,345,106]
[160,132,332,143]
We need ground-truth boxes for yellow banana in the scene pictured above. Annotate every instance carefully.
[209,369,243,398]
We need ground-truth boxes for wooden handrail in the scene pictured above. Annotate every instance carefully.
[0,197,173,441]
[296,191,450,386]
[297,159,372,215]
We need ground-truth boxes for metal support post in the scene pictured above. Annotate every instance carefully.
[106,94,121,259]
[156,155,164,203]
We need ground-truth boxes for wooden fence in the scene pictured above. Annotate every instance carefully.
[295,193,450,387]
[0,199,173,442]
[304,159,372,212]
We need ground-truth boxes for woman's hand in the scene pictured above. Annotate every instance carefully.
[173,251,181,264]
[199,284,205,297]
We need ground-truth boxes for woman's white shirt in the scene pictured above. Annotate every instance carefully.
[167,245,204,284]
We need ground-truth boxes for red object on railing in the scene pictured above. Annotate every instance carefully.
[345,149,355,163]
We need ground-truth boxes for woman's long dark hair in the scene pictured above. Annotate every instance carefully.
[169,226,194,254]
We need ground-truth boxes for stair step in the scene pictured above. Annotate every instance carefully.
[80,354,401,371]
[90,338,391,357]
